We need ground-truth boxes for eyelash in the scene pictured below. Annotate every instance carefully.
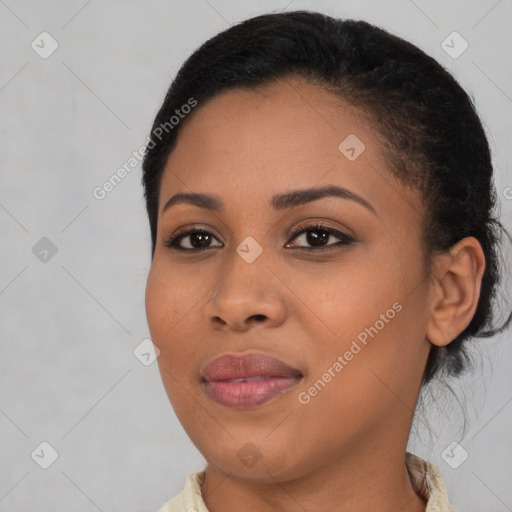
[163,222,355,253]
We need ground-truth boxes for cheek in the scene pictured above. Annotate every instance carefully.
[145,259,195,323]
[145,266,171,338]
[145,265,199,411]
[303,244,427,377]
[145,262,208,371]
[294,260,391,341]
[145,265,186,351]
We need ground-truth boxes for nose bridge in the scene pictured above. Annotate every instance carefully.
[207,241,287,329]
[216,241,270,304]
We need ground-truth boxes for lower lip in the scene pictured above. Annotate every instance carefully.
[203,376,301,409]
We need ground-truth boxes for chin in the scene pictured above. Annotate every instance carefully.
[198,435,312,484]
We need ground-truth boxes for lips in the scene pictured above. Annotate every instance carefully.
[201,352,302,409]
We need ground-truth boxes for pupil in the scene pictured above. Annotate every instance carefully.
[307,230,328,246]
[191,233,211,248]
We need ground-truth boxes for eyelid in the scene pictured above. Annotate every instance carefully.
[285,221,355,249]
[287,217,356,240]
[163,224,224,250]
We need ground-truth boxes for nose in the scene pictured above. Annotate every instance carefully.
[204,255,288,332]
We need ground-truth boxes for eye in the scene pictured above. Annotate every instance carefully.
[164,227,223,251]
[285,222,355,251]
[163,222,355,252]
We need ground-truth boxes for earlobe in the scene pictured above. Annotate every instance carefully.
[425,237,486,347]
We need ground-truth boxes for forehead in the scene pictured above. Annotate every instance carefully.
[171,77,368,161]
[159,76,424,227]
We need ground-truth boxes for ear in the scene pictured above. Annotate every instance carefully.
[425,237,486,347]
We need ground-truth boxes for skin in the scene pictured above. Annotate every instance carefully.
[145,76,485,512]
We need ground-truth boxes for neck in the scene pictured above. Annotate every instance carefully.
[201,441,426,512]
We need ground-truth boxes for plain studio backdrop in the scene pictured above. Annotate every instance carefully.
[1,1,511,511]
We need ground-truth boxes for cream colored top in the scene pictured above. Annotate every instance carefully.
[156,452,458,512]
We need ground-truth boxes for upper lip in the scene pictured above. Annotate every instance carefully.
[201,352,302,382]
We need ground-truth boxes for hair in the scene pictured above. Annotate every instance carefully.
[141,10,511,385]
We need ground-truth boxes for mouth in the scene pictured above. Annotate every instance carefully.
[201,352,303,409]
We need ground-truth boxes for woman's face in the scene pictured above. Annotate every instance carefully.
[145,77,433,482]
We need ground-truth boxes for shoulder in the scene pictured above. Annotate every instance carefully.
[406,452,459,512]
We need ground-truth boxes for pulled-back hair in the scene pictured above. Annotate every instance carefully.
[142,10,511,384]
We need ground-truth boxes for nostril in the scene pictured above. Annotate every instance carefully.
[248,314,267,322]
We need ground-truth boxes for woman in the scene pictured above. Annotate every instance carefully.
[142,11,511,512]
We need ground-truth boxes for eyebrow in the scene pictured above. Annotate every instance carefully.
[161,185,377,216]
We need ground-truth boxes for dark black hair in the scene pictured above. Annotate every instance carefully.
[141,10,511,385]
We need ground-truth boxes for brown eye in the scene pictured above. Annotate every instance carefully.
[286,223,354,251]
[164,228,223,251]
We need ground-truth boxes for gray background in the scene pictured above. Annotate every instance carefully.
[1,1,511,511]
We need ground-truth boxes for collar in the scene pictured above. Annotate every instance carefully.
[159,451,457,512]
